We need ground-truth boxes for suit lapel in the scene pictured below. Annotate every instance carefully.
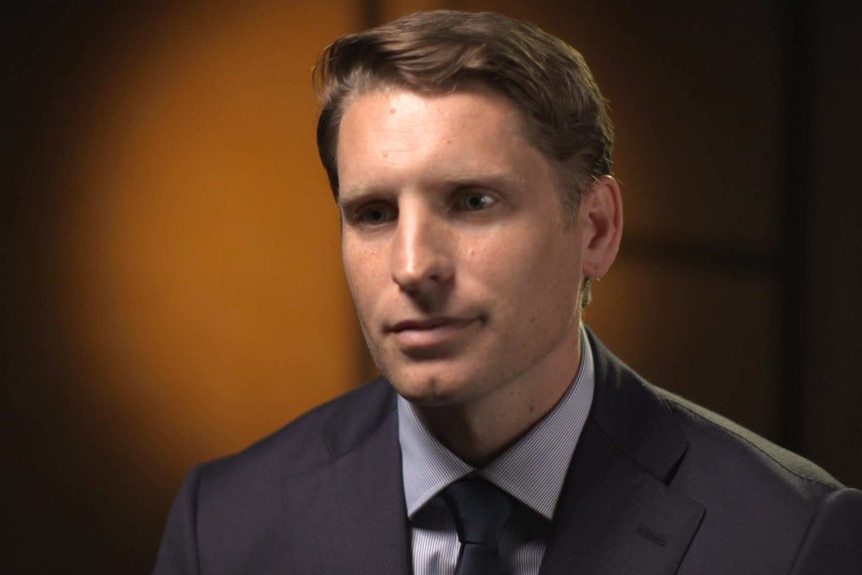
[281,380,412,575]
[538,332,705,575]
[538,420,704,575]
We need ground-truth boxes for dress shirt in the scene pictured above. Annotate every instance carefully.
[397,326,595,575]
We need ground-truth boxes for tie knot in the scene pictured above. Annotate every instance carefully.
[443,477,514,545]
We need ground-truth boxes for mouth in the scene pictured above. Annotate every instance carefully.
[386,316,481,352]
[389,316,475,332]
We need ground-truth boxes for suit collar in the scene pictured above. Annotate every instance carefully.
[587,328,689,483]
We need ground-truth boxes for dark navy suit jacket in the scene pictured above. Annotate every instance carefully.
[154,331,862,574]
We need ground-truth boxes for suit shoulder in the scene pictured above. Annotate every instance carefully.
[199,378,395,483]
[656,386,842,493]
[154,379,398,572]
[646,387,862,572]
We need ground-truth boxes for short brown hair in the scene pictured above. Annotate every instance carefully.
[313,10,613,307]
[314,10,613,210]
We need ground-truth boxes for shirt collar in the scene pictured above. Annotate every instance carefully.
[397,326,595,519]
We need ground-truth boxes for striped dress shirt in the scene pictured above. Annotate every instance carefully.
[397,327,595,575]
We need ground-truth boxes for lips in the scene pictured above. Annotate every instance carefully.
[387,316,480,351]
[389,316,474,332]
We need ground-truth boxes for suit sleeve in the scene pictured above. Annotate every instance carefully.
[789,487,862,575]
[152,466,204,575]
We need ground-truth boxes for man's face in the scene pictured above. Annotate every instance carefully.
[337,86,587,412]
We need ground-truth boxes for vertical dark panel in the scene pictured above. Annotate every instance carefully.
[805,0,862,486]
[777,0,819,453]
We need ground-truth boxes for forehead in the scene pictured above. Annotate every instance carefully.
[340,84,524,144]
[335,86,546,194]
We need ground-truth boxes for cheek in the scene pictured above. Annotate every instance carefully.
[468,227,579,294]
[342,247,367,298]
[342,244,386,310]
[498,243,580,332]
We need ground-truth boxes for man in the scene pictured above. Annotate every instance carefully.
[154,10,862,575]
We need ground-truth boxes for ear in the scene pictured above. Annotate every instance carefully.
[579,175,623,279]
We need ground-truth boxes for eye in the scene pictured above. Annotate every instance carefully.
[456,192,496,212]
[354,203,396,226]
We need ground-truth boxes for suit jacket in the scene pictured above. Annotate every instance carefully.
[153,331,862,574]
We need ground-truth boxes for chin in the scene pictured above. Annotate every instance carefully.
[385,369,473,407]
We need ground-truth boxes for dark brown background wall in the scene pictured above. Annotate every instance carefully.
[2,1,860,572]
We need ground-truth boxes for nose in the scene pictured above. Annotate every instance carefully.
[390,205,454,292]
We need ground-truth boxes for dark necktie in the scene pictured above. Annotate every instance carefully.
[442,477,515,575]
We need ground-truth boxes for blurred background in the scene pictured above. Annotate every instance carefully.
[2,0,860,572]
